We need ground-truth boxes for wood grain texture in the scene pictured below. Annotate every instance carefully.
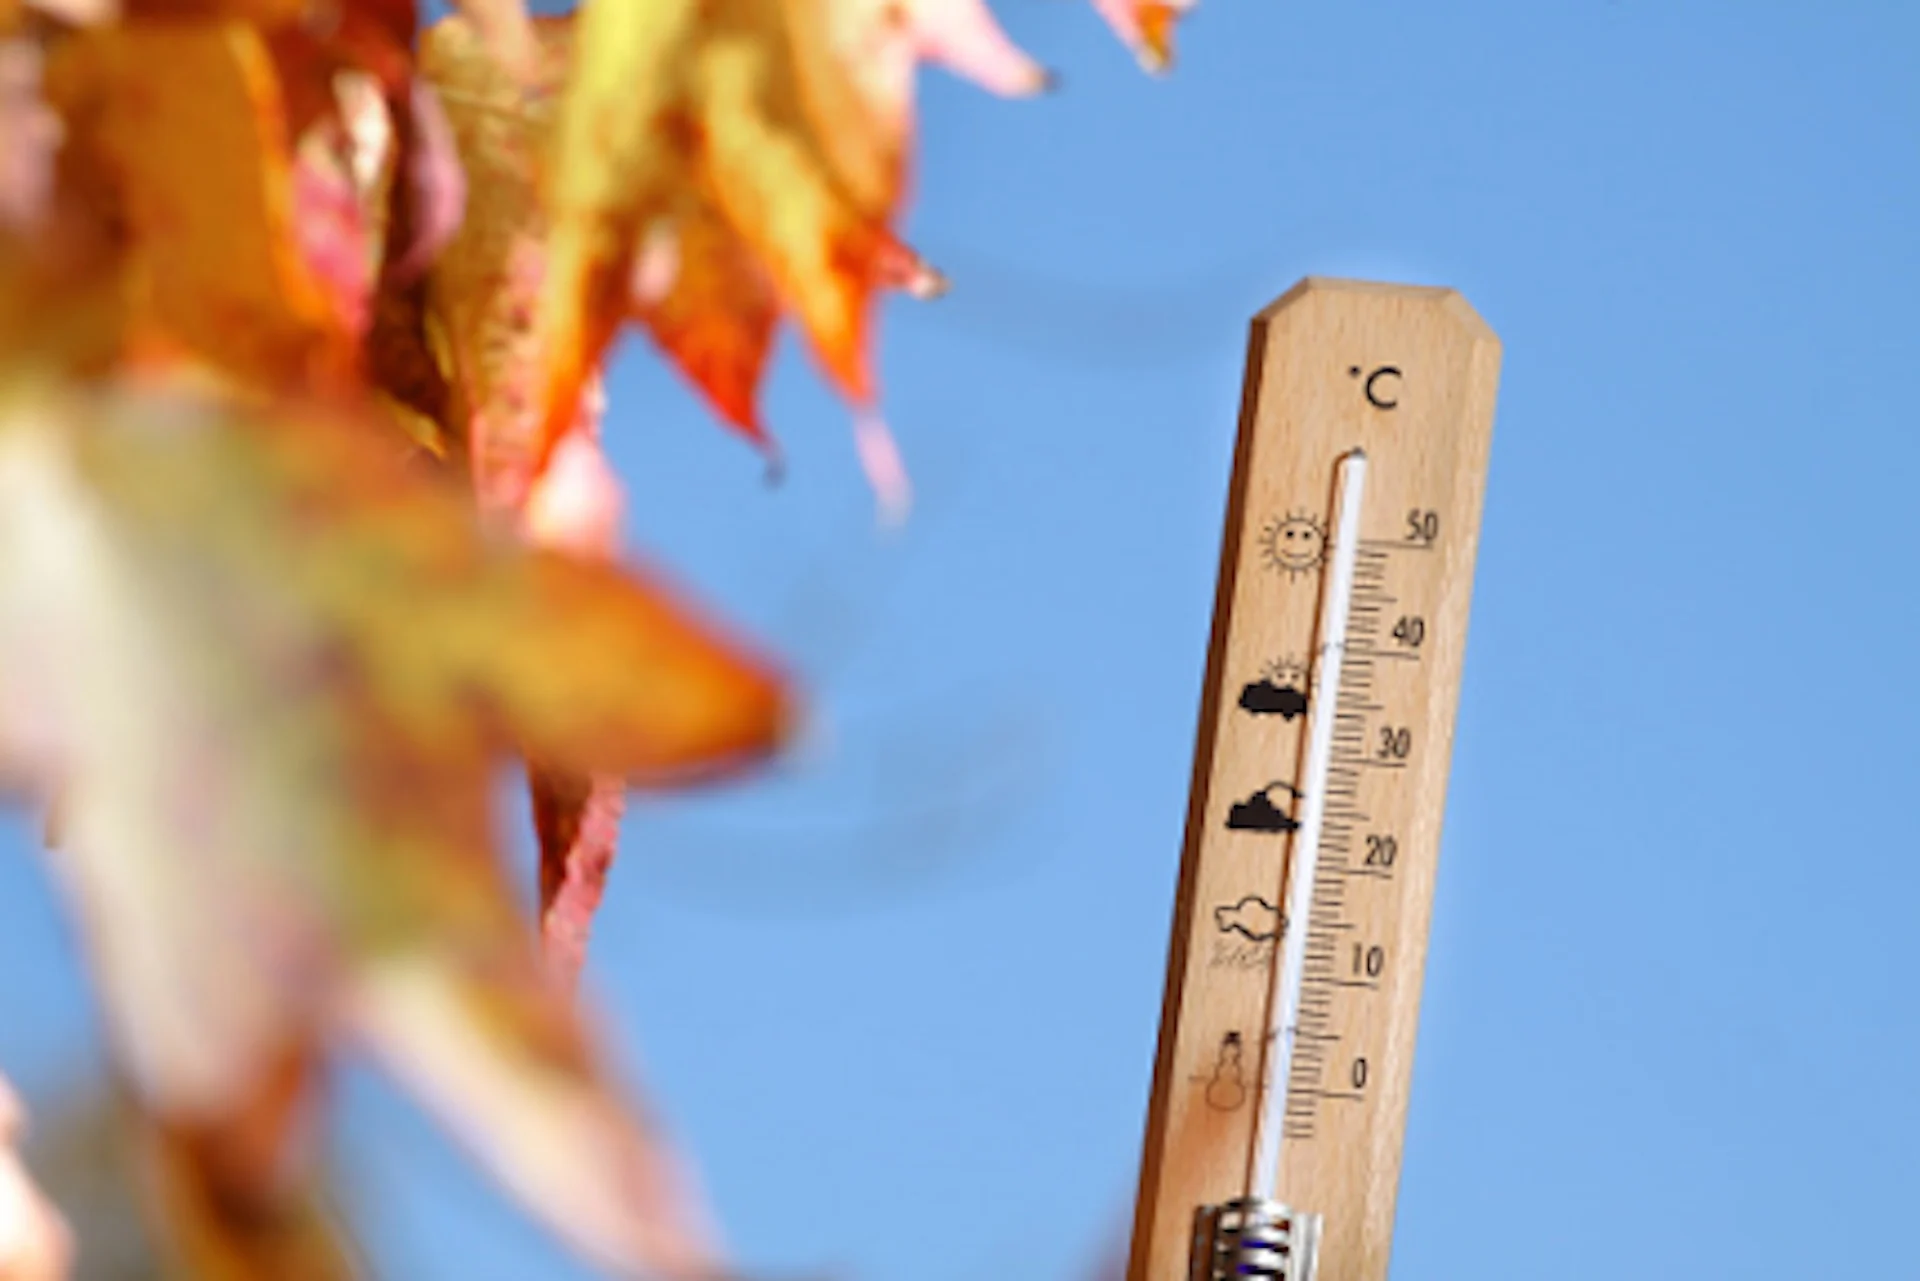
[1127,279,1500,1281]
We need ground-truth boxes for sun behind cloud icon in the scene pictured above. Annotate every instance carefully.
[1239,678,1308,720]
[1226,782,1302,833]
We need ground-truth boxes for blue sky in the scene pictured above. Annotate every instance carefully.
[3,2,1917,1279]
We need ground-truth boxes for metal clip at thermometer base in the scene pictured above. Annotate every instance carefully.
[1190,1200,1323,1281]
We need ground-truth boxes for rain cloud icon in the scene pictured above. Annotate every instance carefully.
[1213,895,1282,942]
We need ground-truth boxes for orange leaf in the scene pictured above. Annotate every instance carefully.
[40,21,357,392]
[1091,0,1193,72]
[638,197,781,446]
[533,0,918,470]
[427,14,782,461]
[423,17,771,994]
[137,1037,361,1281]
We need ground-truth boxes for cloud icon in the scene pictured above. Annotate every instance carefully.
[1227,782,1301,833]
[1238,678,1308,720]
[1213,895,1282,942]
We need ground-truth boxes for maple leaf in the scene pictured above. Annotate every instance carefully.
[0,0,1200,1271]
[513,412,630,986]
[422,12,780,484]
[523,0,1175,516]
[34,20,358,392]
[408,21,706,1048]
[529,0,933,511]
[512,399,643,990]
[412,37,674,989]
[415,13,573,511]
[0,380,788,1276]
[419,16,771,999]
[15,0,469,402]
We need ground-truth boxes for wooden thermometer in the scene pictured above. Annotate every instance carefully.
[1126,279,1501,1281]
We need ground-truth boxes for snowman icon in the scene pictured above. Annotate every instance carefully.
[1204,1033,1249,1112]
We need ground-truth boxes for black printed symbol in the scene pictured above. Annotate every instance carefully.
[1203,1032,1249,1112]
[1227,782,1302,833]
[1213,894,1282,942]
[1238,656,1309,720]
[1349,363,1402,410]
[1259,512,1326,580]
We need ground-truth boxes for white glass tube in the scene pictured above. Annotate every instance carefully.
[1251,448,1368,1200]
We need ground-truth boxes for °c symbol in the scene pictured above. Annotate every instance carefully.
[1348,363,1402,410]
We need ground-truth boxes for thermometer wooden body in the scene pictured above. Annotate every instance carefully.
[1127,279,1501,1281]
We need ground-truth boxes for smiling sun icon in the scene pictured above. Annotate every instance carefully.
[1259,511,1328,579]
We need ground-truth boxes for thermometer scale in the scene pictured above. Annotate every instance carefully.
[1126,279,1501,1281]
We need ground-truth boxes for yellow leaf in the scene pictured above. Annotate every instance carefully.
[534,0,917,469]
[418,13,573,510]
[426,14,782,466]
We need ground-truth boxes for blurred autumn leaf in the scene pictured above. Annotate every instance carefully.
[17,1083,158,1281]
[0,1074,73,1281]
[0,0,1190,1269]
[0,381,785,1276]
[20,1071,376,1281]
